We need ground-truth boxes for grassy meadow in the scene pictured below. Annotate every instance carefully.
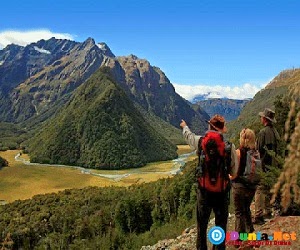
[0,145,196,203]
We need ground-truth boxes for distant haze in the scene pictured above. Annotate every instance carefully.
[173,82,268,101]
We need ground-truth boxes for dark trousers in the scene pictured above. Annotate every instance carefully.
[196,188,229,250]
[232,183,255,233]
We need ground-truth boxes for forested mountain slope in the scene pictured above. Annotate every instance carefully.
[28,67,177,169]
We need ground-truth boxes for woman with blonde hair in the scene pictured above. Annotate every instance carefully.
[231,128,258,235]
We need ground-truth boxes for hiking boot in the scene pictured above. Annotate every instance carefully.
[252,216,265,225]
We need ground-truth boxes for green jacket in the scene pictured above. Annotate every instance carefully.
[256,125,280,169]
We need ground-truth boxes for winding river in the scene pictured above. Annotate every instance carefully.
[14,151,196,182]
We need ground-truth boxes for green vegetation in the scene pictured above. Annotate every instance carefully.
[0,160,198,249]
[228,68,300,142]
[135,104,185,145]
[227,74,300,215]
[227,86,288,143]
[0,122,28,150]
[0,156,8,168]
[0,146,195,202]
[1,56,300,249]
[27,67,177,169]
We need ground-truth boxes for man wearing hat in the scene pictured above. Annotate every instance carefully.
[180,115,238,250]
[253,108,281,224]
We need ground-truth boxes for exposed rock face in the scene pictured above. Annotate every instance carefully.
[104,55,209,131]
[195,98,250,121]
[0,37,209,132]
[0,38,78,92]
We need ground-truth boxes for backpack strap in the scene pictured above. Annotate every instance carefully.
[196,137,204,181]
[238,147,249,176]
[224,141,232,176]
[197,136,203,156]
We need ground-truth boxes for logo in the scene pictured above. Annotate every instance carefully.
[208,227,297,247]
[208,226,225,245]
[226,230,296,247]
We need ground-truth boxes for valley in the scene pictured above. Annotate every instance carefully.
[0,145,196,203]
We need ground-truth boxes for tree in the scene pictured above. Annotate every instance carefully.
[0,156,8,168]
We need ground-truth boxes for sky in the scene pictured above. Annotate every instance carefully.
[1,0,300,100]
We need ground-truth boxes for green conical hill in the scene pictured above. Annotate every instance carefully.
[28,67,177,169]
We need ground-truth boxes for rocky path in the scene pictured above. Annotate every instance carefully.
[141,215,300,250]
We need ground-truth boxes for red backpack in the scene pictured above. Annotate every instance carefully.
[196,130,231,192]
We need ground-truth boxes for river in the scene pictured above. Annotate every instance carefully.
[14,150,196,182]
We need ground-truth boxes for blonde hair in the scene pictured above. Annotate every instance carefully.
[239,128,256,149]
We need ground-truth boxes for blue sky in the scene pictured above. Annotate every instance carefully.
[1,0,300,100]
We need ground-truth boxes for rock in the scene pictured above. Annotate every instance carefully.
[141,216,300,250]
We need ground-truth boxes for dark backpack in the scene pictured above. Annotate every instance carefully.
[239,148,262,187]
[196,130,231,192]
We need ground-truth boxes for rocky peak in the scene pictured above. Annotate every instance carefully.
[0,44,23,62]
[2,43,22,51]
[127,54,139,60]
[33,38,78,55]
[0,36,208,132]
[97,42,115,57]
[80,37,96,48]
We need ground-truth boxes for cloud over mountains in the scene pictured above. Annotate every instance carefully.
[0,29,74,49]
[173,82,268,101]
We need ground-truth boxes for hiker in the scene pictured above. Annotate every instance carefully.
[253,108,281,224]
[180,115,238,250]
[231,128,259,235]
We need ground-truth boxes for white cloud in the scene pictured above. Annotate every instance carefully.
[0,29,75,49]
[173,82,263,101]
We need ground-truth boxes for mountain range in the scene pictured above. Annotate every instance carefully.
[194,98,250,121]
[1,37,298,168]
[1,37,300,250]
[0,37,208,129]
[0,38,209,168]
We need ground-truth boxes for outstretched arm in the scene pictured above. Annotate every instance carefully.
[180,120,201,151]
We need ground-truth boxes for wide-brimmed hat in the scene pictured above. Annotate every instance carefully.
[207,114,227,133]
[259,108,277,123]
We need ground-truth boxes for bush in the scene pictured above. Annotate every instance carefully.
[0,156,8,168]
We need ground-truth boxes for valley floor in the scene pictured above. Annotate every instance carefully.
[0,145,196,203]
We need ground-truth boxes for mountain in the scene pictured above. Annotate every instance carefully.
[0,37,208,145]
[192,92,223,102]
[103,54,209,132]
[0,38,108,123]
[195,98,250,121]
[0,38,78,93]
[28,67,177,169]
[227,68,300,139]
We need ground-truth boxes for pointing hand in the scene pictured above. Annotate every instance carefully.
[180,119,187,128]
